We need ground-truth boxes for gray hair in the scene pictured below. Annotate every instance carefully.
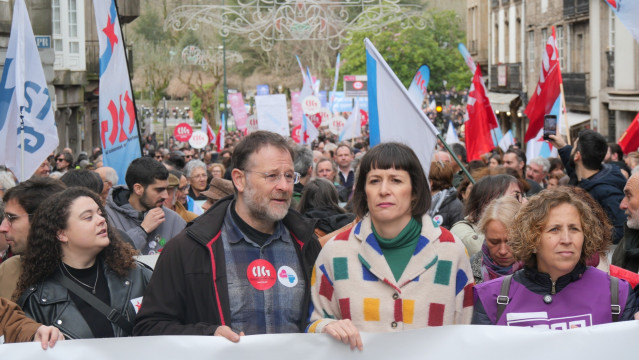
[529,157,550,173]
[184,159,207,178]
[97,166,119,185]
[294,146,314,177]
[0,171,16,191]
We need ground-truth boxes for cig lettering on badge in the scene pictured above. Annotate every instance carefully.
[246,259,276,290]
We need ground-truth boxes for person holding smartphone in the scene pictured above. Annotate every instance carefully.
[547,130,626,244]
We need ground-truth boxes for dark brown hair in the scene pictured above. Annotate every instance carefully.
[13,187,137,300]
[351,142,430,219]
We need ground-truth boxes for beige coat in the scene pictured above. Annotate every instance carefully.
[0,256,22,300]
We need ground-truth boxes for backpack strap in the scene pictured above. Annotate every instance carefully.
[610,275,620,322]
[495,274,513,324]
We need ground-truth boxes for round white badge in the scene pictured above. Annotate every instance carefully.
[302,95,321,115]
[433,215,443,226]
[329,115,346,135]
[188,130,209,149]
[277,266,299,288]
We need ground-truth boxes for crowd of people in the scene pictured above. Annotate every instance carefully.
[1,125,639,351]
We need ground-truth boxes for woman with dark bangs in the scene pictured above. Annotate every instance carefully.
[306,143,473,350]
[14,187,152,339]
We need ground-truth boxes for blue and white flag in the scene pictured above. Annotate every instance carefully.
[94,0,141,184]
[302,113,319,145]
[498,129,515,152]
[0,0,59,181]
[606,0,639,43]
[340,100,361,141]
[365,39,439,178]
[445,120,459,145]
[407,65,430,108]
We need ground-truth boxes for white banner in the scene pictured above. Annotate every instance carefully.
[255,94,289,136]
[2,322,638,359]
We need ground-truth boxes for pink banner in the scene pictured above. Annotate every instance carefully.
[228,92,248,131]
[291,91,303,127]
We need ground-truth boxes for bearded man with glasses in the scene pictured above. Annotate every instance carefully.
[135,131,321,341]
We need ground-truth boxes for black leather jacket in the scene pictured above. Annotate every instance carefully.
[17,262,152,339]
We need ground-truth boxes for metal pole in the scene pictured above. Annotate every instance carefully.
[163,97,167,146]
[222,0,228,132]
[436,133,475,184]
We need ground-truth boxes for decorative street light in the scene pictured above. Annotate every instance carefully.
[165,0,427,52]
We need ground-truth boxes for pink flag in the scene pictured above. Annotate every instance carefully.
[291,91,303,126]
[228,93,247,131]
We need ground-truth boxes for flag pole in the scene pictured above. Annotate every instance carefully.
[559,83,571,145]
[113,0,143,155]
[19,107,25,181]
[437,133,475,184]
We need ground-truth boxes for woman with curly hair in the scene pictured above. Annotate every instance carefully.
[472,187,639,327]
[14,187,152,339]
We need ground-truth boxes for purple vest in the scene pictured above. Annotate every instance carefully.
[474,267,629,329]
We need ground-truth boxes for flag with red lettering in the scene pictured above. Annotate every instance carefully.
[524,27,562,159]
[618,112,639,154]
[465,66,496,161]
[93,0,141,184]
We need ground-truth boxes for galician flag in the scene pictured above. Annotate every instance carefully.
[524,27,562,159]
[365,39,439,178]
[340,100,361,141]
[0,0,59,181]
[606,0,639,43]
[93,0,141,184]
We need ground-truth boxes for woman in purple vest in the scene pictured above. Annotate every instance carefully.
[473,187,639,328]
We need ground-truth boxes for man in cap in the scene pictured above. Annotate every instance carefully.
[201,178,234,212]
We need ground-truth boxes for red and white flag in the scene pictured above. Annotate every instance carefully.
[216,123,225,151]
[201,118,215,144]
[465,66,496,161]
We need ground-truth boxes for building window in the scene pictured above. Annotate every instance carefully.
[557,26,565,70]
[52,0,61,35]
[68,0,77,38]
[609,7,615,51]
[528,30,535,70]
[70,41,79,54]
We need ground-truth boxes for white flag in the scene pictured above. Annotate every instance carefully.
[365,38,439,179]
[302,113,319,145]
[498,130,515,152]
[340,101,361,141]
[0,0,59,181]
[445,120,459,145]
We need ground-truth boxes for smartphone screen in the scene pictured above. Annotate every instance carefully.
[543,115,557,140]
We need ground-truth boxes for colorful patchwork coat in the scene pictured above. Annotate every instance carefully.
[307,213,474,333]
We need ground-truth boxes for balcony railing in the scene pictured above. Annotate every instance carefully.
[86,40,134,79]
[563,72,589,105]
[490,63,522,92]
[564,0,589,18]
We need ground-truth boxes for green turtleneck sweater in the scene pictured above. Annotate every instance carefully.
[372,217,422,282]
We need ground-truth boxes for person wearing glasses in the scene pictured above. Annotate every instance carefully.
[54,152,73,174]
[184,160,209,214]
[163,171,198,223]
[0,178,67,298]
[105,157,186,255]
[451,174,527,257]
[134,131,322,341]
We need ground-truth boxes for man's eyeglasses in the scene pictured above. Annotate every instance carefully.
[3,213,32,225]
[178,184,190,192]
[243,170,300,184]
[512,191,526,203]
[56,158,65,162]
[154,155,163,160]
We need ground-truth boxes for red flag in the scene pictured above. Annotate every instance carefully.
[618,112,639,154]
[524,27,562,143]
[465,66,496,161]
[216,124,225,151]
